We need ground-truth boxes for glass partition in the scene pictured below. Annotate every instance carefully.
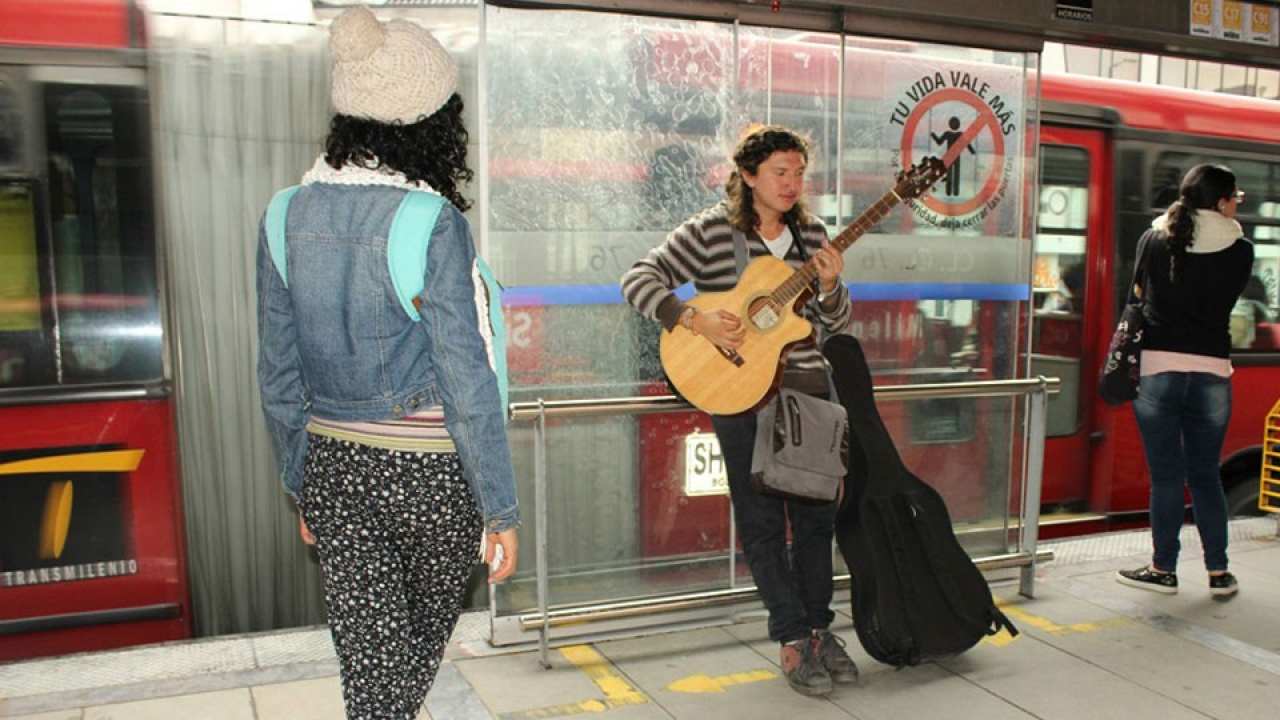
[483,5,1037,623]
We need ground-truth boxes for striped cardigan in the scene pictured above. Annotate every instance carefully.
[621,202,852,394]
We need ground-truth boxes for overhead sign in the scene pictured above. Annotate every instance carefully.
[1055,0,1093,21]
[1190,0,1279,45]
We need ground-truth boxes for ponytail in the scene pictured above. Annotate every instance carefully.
[1160,163,1238,284]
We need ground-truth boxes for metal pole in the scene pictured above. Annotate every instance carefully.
[534,399,551,667]
[1019,377,1049,598]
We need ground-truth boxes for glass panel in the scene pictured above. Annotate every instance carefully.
[486,5,1036,620]
[42,83,162,385]
[1032,145,1089,437]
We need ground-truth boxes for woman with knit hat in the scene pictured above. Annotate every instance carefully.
[256,6,518,718]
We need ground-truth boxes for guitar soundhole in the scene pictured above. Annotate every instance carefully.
[747,297,783,331]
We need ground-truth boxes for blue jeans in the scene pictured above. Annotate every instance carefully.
[712,411,837,644]
[1133,372,1232,572]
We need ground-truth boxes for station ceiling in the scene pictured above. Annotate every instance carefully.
[489,0,1280,70]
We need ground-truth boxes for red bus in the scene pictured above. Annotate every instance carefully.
[1035,73,1279,528]
[0,0,191,660]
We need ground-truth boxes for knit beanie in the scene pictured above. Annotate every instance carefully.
[329,6,457,124]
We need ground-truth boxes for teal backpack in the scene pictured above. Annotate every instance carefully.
[264,187,509,410]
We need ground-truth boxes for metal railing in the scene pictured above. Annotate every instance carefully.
[507,376,1059,665]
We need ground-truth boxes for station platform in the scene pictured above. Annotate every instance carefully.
[2,516,1278,720]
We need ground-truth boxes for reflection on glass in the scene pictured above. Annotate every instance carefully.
[0,80,19,167]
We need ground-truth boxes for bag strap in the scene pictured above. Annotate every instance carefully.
[730,220,812,283]
[388,191,449,322]
[1127,233,1153,305]
[265,186,302,287]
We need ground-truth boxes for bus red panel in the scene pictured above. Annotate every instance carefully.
[0,398,191,661]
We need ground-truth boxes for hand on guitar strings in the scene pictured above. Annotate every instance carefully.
[690,308,746,350]
[814,241,844,294]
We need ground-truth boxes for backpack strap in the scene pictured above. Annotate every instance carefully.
[388,191,449,321]
[388,190,509,410]
[264,186,302,287]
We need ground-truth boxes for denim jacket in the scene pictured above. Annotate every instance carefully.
[256,167,519,532]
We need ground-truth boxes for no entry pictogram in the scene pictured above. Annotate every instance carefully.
[900,87,1005,217]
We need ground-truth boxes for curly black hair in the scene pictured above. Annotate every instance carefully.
[323,93,474,211]
[1161,163,1237,283]
[725,125,811,233]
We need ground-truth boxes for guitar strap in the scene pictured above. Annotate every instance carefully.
[729,221,812,285]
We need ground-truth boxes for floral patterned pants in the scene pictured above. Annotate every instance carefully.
[300,434,482,720]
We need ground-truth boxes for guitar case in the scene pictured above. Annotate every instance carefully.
[823,334,1018,667]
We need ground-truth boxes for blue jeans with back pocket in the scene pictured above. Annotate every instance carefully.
[1133,371,1232,572]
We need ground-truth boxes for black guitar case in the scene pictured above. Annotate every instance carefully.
[823,334,1018,667]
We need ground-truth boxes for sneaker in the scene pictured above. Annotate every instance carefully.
[1116,566,1178,594]
[812,629,859,684]
[780,638,833,696]
[1209,572,1239,598]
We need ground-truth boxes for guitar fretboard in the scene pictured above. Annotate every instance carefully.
[772,188,904,305]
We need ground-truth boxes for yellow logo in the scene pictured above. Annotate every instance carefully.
[0,449,144,560]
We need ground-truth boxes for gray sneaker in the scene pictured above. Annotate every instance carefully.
[780,638,833,696]
[813,629,859,684]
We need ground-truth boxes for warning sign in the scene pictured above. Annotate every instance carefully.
[888,69,1021,230]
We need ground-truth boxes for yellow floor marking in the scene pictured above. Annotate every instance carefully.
[499,645,648,719]
[665,669,777,693]
[982,603,1130,647]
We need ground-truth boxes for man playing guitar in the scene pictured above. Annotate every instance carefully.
[621,125,856,697]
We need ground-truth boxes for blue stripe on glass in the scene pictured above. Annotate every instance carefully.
[500,282,1028,307]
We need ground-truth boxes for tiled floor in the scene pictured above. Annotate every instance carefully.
[3,516,1278,720]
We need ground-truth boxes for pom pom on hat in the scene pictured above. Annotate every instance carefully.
[329,6,457,124]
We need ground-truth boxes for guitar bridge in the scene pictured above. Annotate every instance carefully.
[717,345,745,367]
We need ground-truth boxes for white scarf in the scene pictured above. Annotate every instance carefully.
[300,156,441,196]
[1150,208,1243,254]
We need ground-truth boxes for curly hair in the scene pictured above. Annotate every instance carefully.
[1161,163,1237,283]
[725,125,811,233]
[323,93,474,211]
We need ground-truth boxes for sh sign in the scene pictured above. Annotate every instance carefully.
[684,432,728,496]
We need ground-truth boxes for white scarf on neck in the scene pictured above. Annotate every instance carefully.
[300,156,441,196]
[1150,208,1242,253]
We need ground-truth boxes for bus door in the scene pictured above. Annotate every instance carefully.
[1032,127,1110,511]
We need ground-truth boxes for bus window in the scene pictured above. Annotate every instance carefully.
[0,80,20,167]
[1032,144,1089,437]
[1150,152,1280,351]
[42,82,162,385]
[0,180,46,386]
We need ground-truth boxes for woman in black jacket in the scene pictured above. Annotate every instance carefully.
[1116,164,1253,599]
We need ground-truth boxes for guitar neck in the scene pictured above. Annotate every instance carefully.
[774,188,903,303]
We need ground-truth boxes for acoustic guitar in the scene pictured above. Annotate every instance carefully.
[659,157,946,415]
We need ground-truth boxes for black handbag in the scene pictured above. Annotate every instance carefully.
[1098,236,1151,406]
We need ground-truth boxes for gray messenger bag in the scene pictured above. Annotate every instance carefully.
[750,388,849,503]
